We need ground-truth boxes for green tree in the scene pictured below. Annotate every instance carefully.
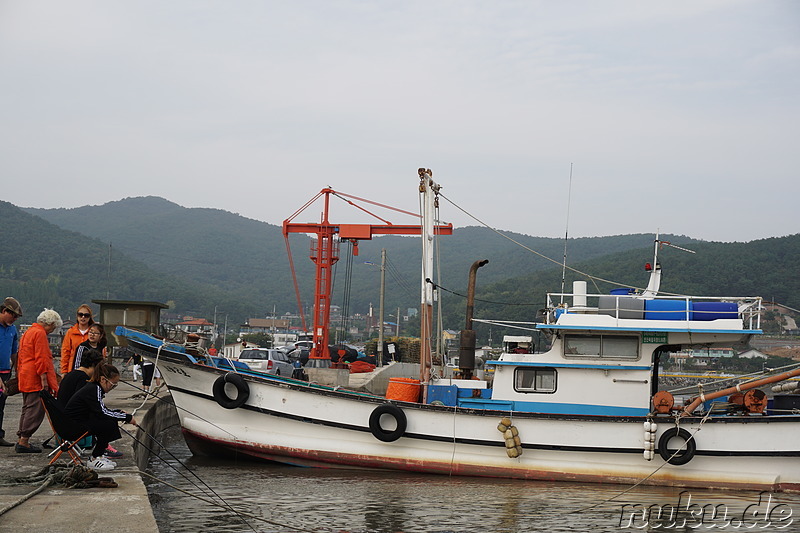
[241,332,273,348]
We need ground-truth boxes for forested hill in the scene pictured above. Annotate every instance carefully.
[0,200,279,322]
[9,196,798,333]
[25,196,700,319]
[25,196,314,314]
[460,234,800,340]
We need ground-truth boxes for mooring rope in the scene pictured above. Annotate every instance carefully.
[131,343,165,418]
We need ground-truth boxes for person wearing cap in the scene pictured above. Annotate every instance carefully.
[60,304,95,376]
[0,297,23,447]
[16,308,62,453]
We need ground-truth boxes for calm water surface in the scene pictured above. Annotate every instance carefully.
[145,427,800,533]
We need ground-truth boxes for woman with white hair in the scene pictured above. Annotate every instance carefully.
[15,308,62,453]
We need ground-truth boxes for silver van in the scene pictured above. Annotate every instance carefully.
[238,348,293,376]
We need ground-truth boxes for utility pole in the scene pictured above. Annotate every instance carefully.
[107,243,112,299]
[396,307,400,337]
[223,314,228,355]
[213,306,218,347]
[378,248,386,367]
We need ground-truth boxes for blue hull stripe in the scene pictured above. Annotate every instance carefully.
[458,398,648,416]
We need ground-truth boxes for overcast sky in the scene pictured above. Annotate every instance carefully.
[1,1,797,242]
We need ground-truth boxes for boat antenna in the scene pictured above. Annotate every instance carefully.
[559,163,574,304]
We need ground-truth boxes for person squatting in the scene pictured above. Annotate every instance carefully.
[65,362,137,472]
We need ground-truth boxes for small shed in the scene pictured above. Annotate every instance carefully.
[92,299,169,351]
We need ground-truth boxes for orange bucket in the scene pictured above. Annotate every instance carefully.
[386,378,421,402]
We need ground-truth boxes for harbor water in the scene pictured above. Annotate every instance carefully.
[145,426,800,533]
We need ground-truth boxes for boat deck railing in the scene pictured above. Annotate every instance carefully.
[545,292,763,330]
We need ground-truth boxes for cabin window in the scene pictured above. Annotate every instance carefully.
[564,336,601,356]
[514,368,556,393]
[101,308,148,328]
[563,334,639,360]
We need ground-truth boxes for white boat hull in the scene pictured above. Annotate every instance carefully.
[152,352,800,493]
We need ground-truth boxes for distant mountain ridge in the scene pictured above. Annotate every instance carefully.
[23,197,696,313]
[6,197,797,337]
[0,200,255,322]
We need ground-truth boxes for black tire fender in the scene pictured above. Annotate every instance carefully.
[657,427,696,466]
[368,404,407,442]
[212,372,250,409]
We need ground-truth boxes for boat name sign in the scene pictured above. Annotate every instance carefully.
[642,332,668,344]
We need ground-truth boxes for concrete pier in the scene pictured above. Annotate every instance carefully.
[0,379,161,532]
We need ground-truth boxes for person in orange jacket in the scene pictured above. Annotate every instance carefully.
[60,304,95,376]
[16,308,62,453]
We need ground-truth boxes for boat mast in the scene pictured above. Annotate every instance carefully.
[418,169,439,388]
[642,232,696,297]
[642,232,662,297]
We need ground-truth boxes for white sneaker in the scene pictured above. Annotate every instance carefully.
[101,455,118,467]
[88,457,115,472]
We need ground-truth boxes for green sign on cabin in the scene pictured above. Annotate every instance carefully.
[642,332,668,344]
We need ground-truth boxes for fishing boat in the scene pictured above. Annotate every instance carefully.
[119,172,800,493]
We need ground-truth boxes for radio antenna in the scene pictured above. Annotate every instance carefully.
[560,163,574,304]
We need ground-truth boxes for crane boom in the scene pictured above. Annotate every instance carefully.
[283,186,453,364]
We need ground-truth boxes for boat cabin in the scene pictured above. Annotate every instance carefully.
[441,281,761,416]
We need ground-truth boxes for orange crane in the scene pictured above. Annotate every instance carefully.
[283,186,453,365]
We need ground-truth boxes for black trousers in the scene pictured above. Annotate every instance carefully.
[87,416,122,458]
[141,362,155,386]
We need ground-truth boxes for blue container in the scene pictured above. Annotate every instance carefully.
[644,299,690,320]
[426,385,458,406]
[610,288,635,295]
[690,302,738,321]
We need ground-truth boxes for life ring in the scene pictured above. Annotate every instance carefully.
[657,427,696,466]
[212,372,250,409]
[368,404,407,442]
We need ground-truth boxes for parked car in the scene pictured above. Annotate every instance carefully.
[294,340,313,350]
[286,348,310,366]
[237,348,293,376]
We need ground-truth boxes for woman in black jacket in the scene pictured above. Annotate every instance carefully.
[65,363,137,472]
[57,348,104,409]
